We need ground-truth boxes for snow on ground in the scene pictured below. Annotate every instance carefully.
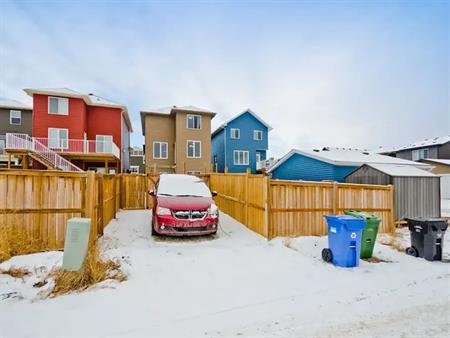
[1,210,449,337]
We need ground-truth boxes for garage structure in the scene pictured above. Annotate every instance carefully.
[345,164,441,220]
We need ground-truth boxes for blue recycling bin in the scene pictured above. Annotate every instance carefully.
[322,215,367,267]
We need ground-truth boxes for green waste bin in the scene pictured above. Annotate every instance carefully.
[344,211,380,258]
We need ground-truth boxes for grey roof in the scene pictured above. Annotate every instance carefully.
[420,159,450,166]
[0,98,32,110]
[358,164,437,177]
[380,136,450,153]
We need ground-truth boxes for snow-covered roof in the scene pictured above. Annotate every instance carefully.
[157,174,212,198]
[212,108,273,137]
[357,164,438,177]
[23,87,133,132]
[380,136,450,153]
[0,98,32,110]
[141,105,215,115]
[420,159,450,166]
[268,147,430,173]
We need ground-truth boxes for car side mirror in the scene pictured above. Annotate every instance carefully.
[211,191,218,197]
[148,189,155,196]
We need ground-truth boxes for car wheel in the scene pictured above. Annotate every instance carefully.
[406,246,418,257]
[322,248,333,263]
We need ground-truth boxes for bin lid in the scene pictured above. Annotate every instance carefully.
[344,210,380,221]
[324,215,367,231]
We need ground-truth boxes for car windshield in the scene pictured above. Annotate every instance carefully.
[157,174,212,198]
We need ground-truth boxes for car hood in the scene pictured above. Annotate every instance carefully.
[156,196,213,210]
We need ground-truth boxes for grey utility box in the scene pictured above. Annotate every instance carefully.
[62,218,91,271]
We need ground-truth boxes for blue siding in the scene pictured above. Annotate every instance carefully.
[211,128,225,172]
[271,153,357,182]
[211,111,269,173]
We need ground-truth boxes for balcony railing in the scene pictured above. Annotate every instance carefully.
[34,137,120,159]
[256,158,278,171]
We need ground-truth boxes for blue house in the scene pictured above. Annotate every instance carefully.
[211,109,272,173]
[268,148,429,182]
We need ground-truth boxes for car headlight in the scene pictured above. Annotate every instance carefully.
[156,206,171,216]
[208,203,219,218]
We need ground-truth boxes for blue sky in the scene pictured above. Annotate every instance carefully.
[0,0,448,157]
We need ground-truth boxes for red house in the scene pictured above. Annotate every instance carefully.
[16,87,133,173]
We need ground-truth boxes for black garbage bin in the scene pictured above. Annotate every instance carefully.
[405,218,448,261]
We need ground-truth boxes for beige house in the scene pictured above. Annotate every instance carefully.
[140,106,216,174]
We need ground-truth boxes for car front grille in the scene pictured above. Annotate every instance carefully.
[173,210,207,220]
[164,226,210,232]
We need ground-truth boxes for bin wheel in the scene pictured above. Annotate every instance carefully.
[406,246,418,257]
[322,248,333,263]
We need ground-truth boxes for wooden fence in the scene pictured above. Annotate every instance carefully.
[0,170,121,252]
[1,170,395,255]
[209,172,395,239]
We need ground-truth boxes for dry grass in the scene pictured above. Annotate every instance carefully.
[0,222,44,262]
[47,244,126,297]
[0,266,31,278]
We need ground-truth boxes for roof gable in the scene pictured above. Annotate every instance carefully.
[212,108,273,138]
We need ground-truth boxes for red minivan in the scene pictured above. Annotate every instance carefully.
[149,174,219,236]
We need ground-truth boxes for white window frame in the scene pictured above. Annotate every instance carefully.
[48,128,69,149]
[153,141,168,159]
[130,165,140,173]
[187,140,201,158]
[234,150,249,166]
[186,114,201,129]
[230,128,240,139]
[253,130,263,141]
[10,110,21,125]
[48,97,69,115]
[96,135,113,153]
[130,149,144,157]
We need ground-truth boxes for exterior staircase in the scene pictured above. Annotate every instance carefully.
[6,133,83,172]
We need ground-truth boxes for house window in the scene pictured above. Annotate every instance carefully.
[187,140,201,158]
[230,128,240,139]
[254,130,263,141]
[48,128,68,149]
[10,110,21,125]
[187,115,201,129]
[234,150,249,165]
[131,149,144,156]
[130,165,140,173]
[48,97,69,115]
[0,139,5,154]
[412,148,429,161]
[96,135,113,153]
[153,142,168,159]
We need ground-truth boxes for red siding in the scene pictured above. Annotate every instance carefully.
[32,94,87,139]
[86,106,123,156]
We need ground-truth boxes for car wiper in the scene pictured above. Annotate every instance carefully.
[157,193,173,196]
[175,194,203,197]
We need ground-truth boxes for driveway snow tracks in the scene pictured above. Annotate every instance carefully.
[0,210,449,337]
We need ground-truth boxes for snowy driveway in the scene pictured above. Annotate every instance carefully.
[1,210,449,337]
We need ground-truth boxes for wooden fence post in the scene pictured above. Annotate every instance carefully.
[85,171,96,244]
[389,184,395,232]
[332,181,339,214]
[263,175,271,240]
[97,174,104,235]
[245,168,250,225]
